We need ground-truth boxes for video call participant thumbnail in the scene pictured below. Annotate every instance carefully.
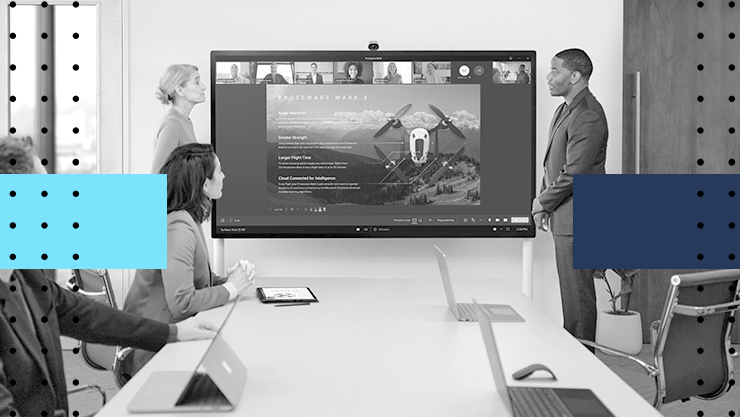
[261,62,289,84]
[336,61,369,84]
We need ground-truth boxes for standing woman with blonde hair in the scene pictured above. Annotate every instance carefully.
[151,63,207,173]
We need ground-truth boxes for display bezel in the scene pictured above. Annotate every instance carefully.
[211,50,536,239]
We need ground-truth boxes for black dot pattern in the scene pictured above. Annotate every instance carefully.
[697,190,704,197]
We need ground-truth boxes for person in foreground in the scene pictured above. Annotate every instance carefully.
[531,49,608,349]
[0,136,218,417]
[151,63,207,174]
[124,143,257,376]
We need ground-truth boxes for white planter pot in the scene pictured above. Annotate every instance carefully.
[595,310,643,355]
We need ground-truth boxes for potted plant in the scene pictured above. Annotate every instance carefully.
[593,269,643,355]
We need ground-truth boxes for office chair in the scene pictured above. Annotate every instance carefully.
[67,269,134,387]
[580,269,740,410]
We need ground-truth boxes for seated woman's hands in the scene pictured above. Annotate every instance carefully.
[226,260,258,295]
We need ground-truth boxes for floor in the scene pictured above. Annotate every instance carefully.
[596,344,740,417]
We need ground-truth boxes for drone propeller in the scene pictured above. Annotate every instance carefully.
[430,147,465,183]
[428,104,465,139]
[374,103,412,138]
[374,145,409,183]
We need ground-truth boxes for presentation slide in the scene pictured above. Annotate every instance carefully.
[265,84,481,208]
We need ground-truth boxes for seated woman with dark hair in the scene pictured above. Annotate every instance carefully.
[344,61,365,84]
[123,143,257,376]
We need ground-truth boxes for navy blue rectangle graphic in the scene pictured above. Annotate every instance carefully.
[574,174,739,269]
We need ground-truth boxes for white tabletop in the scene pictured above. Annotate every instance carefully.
[98,277,660,417]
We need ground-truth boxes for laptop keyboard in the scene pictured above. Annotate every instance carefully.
[509,387,573,417]
[176,373,230,406]
[459,303,486,320]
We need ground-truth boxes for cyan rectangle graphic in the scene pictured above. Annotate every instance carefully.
[0,175,166,269]
[574,174,739,269]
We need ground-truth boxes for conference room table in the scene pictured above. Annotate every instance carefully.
[98,276,662,416]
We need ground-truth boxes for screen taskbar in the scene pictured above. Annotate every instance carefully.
[214,215,534,238]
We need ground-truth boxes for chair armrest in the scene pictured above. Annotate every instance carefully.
[650,320,660,349]
[577,338,659,378]
[113,346,134,387]
[65,278,106,298]
[68,384,106,405]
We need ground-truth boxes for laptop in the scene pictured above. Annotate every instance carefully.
[127,300,247,413]
[473,300,614,417]
[433,245,524,322]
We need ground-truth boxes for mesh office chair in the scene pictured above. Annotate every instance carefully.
[580,269,740,409]
[67,269,133,387]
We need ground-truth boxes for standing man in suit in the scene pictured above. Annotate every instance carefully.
[306,62,324,84]
[516,64,530,84]
[0,136,218,417]
[532,49,608,347]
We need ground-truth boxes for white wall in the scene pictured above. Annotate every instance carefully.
[125,0,623,322]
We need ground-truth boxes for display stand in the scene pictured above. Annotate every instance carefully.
[213,238,535,299]
[521,239,534,298]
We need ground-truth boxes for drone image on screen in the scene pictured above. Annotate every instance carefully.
[373,103,466,185]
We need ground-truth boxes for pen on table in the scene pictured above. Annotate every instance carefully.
[275,302,311,307]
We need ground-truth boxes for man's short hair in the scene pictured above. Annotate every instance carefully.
[555,48,593,80]
[0,136,36,174]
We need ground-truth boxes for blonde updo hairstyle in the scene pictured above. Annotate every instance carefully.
[155,64,199,105]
